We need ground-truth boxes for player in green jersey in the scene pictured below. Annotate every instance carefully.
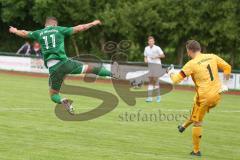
[9,17,115,114]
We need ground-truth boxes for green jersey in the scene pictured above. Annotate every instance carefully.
[27,26,73,67]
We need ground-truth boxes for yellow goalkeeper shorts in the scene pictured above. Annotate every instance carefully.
[190,93,221,122]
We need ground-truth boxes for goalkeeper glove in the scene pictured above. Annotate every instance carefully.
[167,64,176,76]
[219,79,229,93]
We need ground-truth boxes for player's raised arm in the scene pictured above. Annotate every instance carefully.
[9,26,30,38]
[167,62,193,84]
[72,20,102,34]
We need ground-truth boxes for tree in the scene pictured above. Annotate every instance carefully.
[0,0,240,69]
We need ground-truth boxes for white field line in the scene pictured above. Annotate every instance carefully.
[0,108,239,113]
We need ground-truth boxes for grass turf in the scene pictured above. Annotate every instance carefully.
[0,73,239,160]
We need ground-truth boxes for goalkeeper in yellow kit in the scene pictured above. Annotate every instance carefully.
[167,40,231,156]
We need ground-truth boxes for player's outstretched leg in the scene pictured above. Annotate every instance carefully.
[84,62,120,79]
[178,103,196,133]
[66,58,112,77]
[85,65,112,77]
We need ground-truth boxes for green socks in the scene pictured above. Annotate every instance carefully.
[51,94,62,104]
[92,67,112,77]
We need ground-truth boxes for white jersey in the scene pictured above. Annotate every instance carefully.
[144,45,164,64]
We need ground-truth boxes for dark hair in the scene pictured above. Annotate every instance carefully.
[45,16,58,23]
[148,36,155,41]
[186,40,201,52]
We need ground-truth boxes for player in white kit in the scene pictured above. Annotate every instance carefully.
[144,36,165,102]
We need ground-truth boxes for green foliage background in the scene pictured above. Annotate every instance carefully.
[0,0,239,69]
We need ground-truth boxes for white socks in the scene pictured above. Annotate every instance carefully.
[148,85,154,97]
[155,83,160,96]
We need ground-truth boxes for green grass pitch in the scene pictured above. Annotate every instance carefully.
[0,72,239,160]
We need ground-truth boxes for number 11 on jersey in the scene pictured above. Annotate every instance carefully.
[43,34,56,49]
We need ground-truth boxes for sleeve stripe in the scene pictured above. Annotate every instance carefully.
[179,70,187,78]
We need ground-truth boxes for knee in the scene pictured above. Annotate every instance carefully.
[193,121,202,127]
[84,65,92,73]
[148,80,153,85]
[149,79,154,84]
[49,89,59,96]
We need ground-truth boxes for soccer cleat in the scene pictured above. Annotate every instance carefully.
[178,125,186,133]
[156,96,161,103]
[61,98,75,115]
[145,97,153,102]
[190,151,202,156]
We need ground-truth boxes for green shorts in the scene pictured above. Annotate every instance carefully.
[48,59,84,91]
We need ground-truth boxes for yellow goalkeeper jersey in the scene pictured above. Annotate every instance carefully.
[172,53,231,98]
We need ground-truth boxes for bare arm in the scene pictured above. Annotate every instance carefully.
[9,26,30,38]
[160,53,165,58]
[144,57,148,63]
[152,48,165,59]
[151,47,165,60]
[152,53,165,59]
[73,20,102,34]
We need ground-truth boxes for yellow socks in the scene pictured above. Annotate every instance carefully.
[192,126,202,153]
